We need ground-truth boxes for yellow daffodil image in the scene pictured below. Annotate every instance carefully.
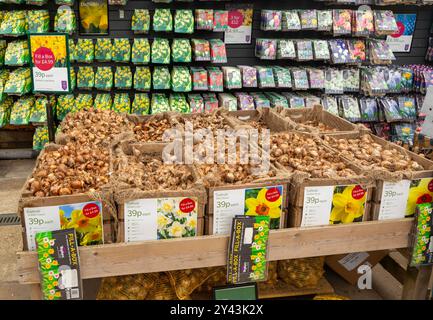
[162,202,173,213]
[168,221,184,238]
[406,179,433,216]
[66,209,101,234]
[59,209,68,228]
[157,214,171,229]
[245,188,282,218]
[330,186,366,224]
[186,217,197,230]
[80,225,103,246]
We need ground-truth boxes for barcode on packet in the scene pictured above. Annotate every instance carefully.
[70,288,80,299]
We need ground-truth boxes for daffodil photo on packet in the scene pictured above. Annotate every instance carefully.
[244,186,283,230]
[406,178,433,217]
[329,185,367,224]
[156,198,198,239]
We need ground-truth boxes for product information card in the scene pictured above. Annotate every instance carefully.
[213,185,283,234]
[124,197,198,242]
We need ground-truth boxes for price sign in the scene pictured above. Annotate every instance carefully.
[301,186,334,227]
[378,180,411,220]
[24,206,60,251]
[213,189,244,235]
[124,199,157,242]
[29,33,71,93]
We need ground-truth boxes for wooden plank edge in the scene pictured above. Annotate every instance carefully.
[16,219,413,285]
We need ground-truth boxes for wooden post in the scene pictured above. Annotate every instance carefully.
[30,284,42,300]
[402,265,433,300]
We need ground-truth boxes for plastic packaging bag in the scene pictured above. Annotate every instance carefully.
[134,66,151,91]
[97,273,159,300]
[27,10,50,33]
[167,268,217,300]
[207,67,223,92]
[93,93,112,111]
[209,39,227,63]
[333,9,352,36]
[191,67,208,91]
[218,93,237,111]
[4,67,31,95]
[115,66,132,89]
[132,38,150,64]
[5,40,30,66]
[94,66,113,91]
[131,93,150,115]
[76,39,94,63]
[188,94,204,113]
[151,38,170,64]
[131,9,150,34]
[56,94,75,120]
[153,9,172,32]
[255,38,277,60]
[54,7,76,34]
[0,41,6,66]
[282,10,300,31]
[29,96,49,123]
[10,95,35,125]
[171,66,191,92]
[0,69,10,102]
[235,92,254,110]
[257,66,275,88]
[95,38,112,62]
[213,10,228,32]
[172,39,191,63]
[0,96,12,127]
[175,10,194,34]
[0,11,27,36]
[238,65,257,87]
[68,39,76,62]
[112,38,131,63]
[273,66,292,88]
[261,10,282,31]
[169,93,190,113]
[195,9,213,31]
[277,39,296,59]
[112,93,130,113]
[75,93,93,110]
[222,67,241,89]
[192,39,210,61]
[77,66,94,90]
[153,66,170,90]
[151,93,170,113]
[32,126,49,151]
[203,93,218,113]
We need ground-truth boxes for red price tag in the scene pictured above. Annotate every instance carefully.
[33,47,55,71]
[265,188,281,202]
[179,198,196,213]
[82,203,100,219]
[352,185,366,200]
[228,10,244,28]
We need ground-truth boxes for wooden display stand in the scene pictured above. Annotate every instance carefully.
[15,218,433,300]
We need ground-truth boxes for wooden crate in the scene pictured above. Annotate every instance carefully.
[322,131,433,221]
[225,108,294,132]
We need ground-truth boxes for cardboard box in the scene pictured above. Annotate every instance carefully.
[325,250,388,285]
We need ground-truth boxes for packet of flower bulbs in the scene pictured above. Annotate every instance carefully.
[151,93,170,113]
[169,93,190,113]
[213,10,228,32]
[112,93,130,113]
[0,97,12,127]
[409,203,433,267]
[56,94,75,120]
[0,41,6,66]
[256,66,275,88]
[36,229,83,300]
[134,66,151,91]
[235,92,254,111]
[261,10,282,31]
[112,38,131,63]
[131,93,150,115]
[291,68,309,90]
[4,67,32,95]
[132,38,150,64]
[68,39,76,63]
[115,66,132,89]
[322,95,339,116]
[95,38,112,62]
[255,38,277,60]
[32,126,49,151]
[238,65,257,88]
[29,96,48,123]
[188,94,204,113]
[191,67,208,91]
[192,39,210,61]
[207,67,223,92]
[273,66,292,88]
[54,7,76,34]
[218,93,237,111]
[250,92,270,109]
[153,66,171,90]
[329,39,351,64]
[171,66,192,92]
[374,10,398,36]
[131,9,150,34]
[94,67,113,91]
[317,10,332,32]
[75,93,93,111]
[353,9,374,37]
[283,93,305,109]
[151,38,170,64]
[195,9,213,31]
[347,39,366,64]
[342,68,360,92]
[397,95,417,120]
[76,39,94,63]
[77,66,94,90]
[153,9,173,32]
[332,9,352,36]
[227,215,270,284]
[10,95,35,125]
[93,93,112,111]
[174,10,194,34]
[0,69,9,101]
[0,11,27,36]
[203,94,218,113]
[277,39,296,60]
[266,92,288,108]
[300,9,317,30]
[27,10,50,33]
[222,67,242,89]
[308,68,324,90]
[312,40,330,61]
[282,10,300,31]
[359,98,379,122]
[209,39,227,63]
[324,68,344,94]
[5,40,30,66]
[172,38,191,63]
[296,40,314,61]
[338,95,361,122]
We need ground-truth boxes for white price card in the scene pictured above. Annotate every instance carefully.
[213,189,244,235]
[24,206,60,251]
[124,199,157,242]
[301,186,334,227]
[378,180,411,220]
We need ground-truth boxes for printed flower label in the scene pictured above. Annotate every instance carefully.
[213,185,284,235]
[302,185,367,227]
[124,197,199,243]
[24,201,104,251]
[224,6,253,44]
[379,178,433,220]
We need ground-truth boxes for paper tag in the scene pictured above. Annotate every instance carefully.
[124,199,157,242]
[213,189,245,235]
[378,180,411,220]
[60,269,78,289]
[301,186,334,227]
[338,252,370,271]
[24,207,60,251]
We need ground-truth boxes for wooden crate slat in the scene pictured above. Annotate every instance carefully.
[17,219,413,285]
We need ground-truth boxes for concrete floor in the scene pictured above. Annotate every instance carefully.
[0,159,384,300]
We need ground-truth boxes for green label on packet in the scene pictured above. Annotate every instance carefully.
[36,228,82,300]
